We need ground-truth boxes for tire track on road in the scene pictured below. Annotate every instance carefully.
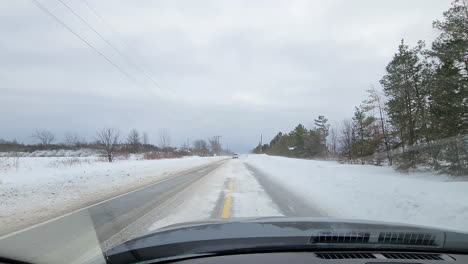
[244,163,325,217]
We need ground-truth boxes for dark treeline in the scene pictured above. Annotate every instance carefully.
[0,130,161,153]
[252,116,330,160]
[0,128,231,162]
[253,1,467,176]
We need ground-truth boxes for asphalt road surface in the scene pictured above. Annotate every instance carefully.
[88,160,226,247]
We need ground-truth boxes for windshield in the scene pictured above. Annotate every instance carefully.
[0,0,467,263]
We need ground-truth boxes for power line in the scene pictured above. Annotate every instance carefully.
[56,0,123,55]
[30,0,143,87]
[57,0,164,90]
[80,0,165,91]
[82,0,116,36]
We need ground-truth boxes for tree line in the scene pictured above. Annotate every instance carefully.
[0,128,230,162]
[253,0,467,175]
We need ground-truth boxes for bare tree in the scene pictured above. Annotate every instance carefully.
[363,86,392,165]
[180,141,190,152]
[159,129,171,149]
[193,139,209,156]
[64,132,79,147]
[142,132,149,145]
[96,128,120,162]
[127,129,141,153]
[338,120,355,162]
[329,127,338,158]
[209,136,222,155]
[31,130,55,146]
[180,138,191,151]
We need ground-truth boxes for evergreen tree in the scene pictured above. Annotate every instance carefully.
[351,107,379,164]
[431,0,468,73]
[314,115,330,158]
[290,124,308,157]
[429,0,467,138]
[268,132,292,156]
[304,129,322,158]
[380,40,428,168]
[427,0,468,174]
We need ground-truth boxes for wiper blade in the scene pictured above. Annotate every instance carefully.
[133,253,215,264]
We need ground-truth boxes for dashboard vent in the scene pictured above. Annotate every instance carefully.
[311,232,370,243]
[315,253,376,259]
[378,232,437,246]
[315,252,449,261]
[381,253,444,260]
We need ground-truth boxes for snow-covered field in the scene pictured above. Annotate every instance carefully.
[0,149,101,157]
[244,154,468,232]
[0,155,226,235]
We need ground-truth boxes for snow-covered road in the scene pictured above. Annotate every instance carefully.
[147,158,282,231]
[101,158,284,250]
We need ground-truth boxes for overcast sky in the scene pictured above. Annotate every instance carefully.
[1,0,451,153]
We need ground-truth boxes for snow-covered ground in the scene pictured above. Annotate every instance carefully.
[244,154,468,232]
[0,155,226,235]
[3,153,467,241]
[0,149,101,157]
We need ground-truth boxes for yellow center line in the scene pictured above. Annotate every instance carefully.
[221,179,235,218]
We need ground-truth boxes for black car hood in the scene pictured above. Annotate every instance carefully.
[106,217,468,263]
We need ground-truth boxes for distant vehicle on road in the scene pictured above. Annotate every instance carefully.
[232,154,239,159]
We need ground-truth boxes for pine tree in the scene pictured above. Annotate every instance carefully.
[431,0,468,73]
[380,40,428,168]
[290,124,308,157]
[314,115,330,158]
[429,0,467,138]
[304,129,322,158]
[351,107,379,164]
[269,132,293,156]
[427,0,468,174]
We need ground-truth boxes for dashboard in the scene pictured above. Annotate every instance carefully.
[174,251,468,264]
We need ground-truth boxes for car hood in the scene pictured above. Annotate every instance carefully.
[106,217,468,263]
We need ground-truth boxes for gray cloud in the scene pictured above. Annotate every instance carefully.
[0,0,450,152]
